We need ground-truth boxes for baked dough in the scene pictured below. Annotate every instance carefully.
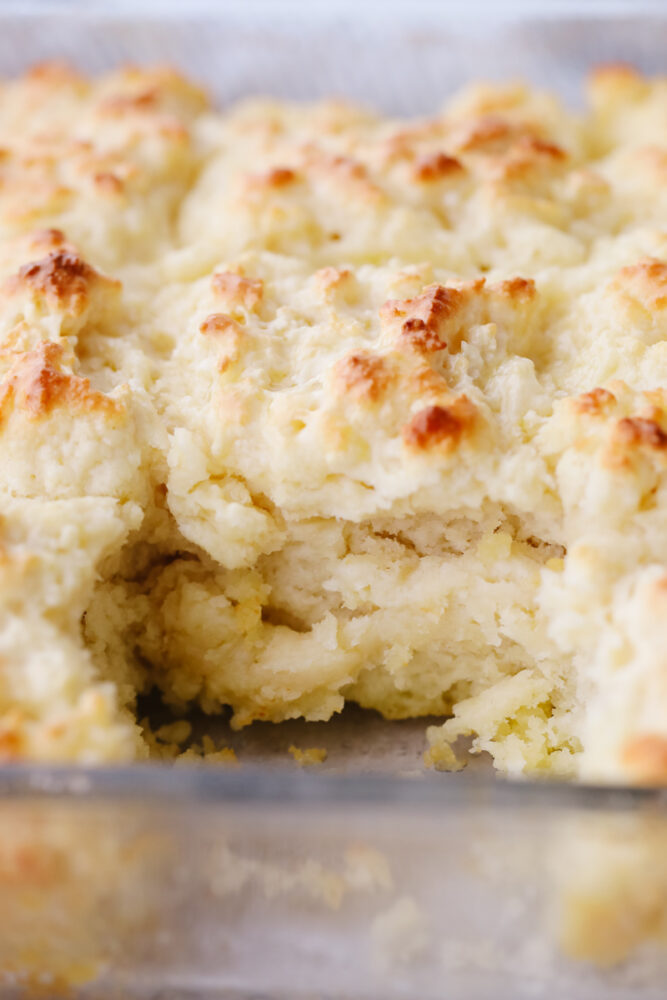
[2,62,667,782]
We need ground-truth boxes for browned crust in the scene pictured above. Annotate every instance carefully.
[313,266,352,295]
[244,167,299,191]
[301,147,383,201]
[515,136,566,161]
[489,135,568,183]
[199,312,241,336]
[455,116,519,153]
[155,119,190,144]
[398,317,448,354]
[211,271,263,311]
[411,152,465,183]
[402,397,476,451]
[0,708,25,761]
[613,257,667,310]
[199,313,243,371]
[494,276,537,302]
[305,150,368,181]
[4,250,118,316]
[615,417,667,451]
[381,284,464,352]
[409,362,451,397]
[588,62,645,98]
[98,88,159,116]
[27,228,68,253]
[571,387,617,416]
[333,352,391,403]
[0,342,122,423]
[382,276,533,355]
[25,61,85,87]
[621,735,667,784]
[379,121,443,165]
[93,171,125,196]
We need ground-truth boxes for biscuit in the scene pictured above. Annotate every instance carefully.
[1,64,667,782]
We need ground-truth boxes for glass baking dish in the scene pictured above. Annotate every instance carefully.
[1,2,667,997]
[1,761,666,999]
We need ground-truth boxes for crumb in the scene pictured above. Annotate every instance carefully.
[288,745,328,766]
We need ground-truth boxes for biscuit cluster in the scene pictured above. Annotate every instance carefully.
[1,62,666,782]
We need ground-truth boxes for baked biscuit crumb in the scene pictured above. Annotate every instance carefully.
[288,745,328,766]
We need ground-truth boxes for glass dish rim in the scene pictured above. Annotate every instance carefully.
[0,763,665,813]
[4,1,667,22]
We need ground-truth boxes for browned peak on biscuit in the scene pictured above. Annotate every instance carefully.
[99,89,162,117]
[27,228,68,254]
[614,416,667,452]
[211,271,263,312]
[198,313,244,372]
[96,64,209,119]
[612,257,667,311]
[333,352,391,404]
[0,342,121,423]
[312,266,354,299]
[402,397,477,452]
[411,151,466,183]
[452,116,553,158]
[0,63,210,272]
[570,387,617,417]
[381,284,466,354]
[299,146,384,201]
[0,708,25,761]
[379,121,445,165]
[588,63,649,105]
[3,249,120,318]
[25,61,86,86]
[199,312,241,336]
[494,276,536,301]
[486,135,568,184]
[93,172,125,196]
[242,167,300,193]
[381,276,536,356]
[561,386,667,479]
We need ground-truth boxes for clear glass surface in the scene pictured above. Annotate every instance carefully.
[1,763,666,998]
